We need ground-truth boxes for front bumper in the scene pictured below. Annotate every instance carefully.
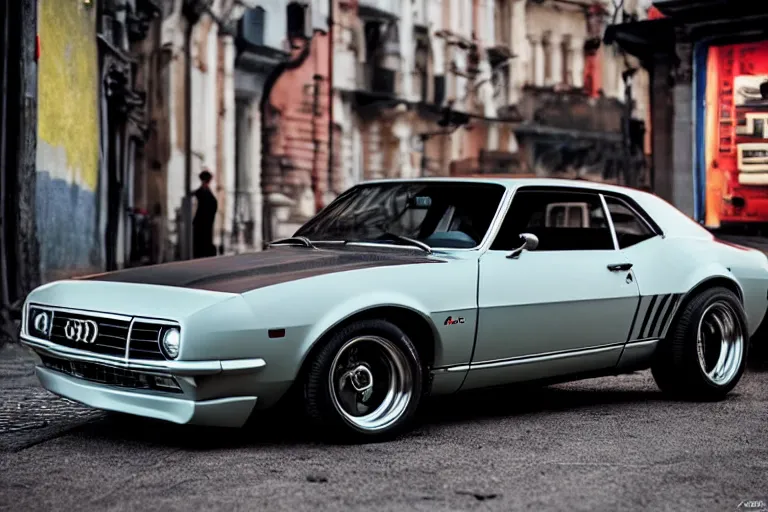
[36,366,258,427]
[21,334,268,428]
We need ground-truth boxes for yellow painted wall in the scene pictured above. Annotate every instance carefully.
[37,0,99,191]
[36,0,101,279]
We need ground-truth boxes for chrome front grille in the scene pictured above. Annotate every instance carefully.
[128,322,165,361]
[50,311,130,357]
[27,304,177,361]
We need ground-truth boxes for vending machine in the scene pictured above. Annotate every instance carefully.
[702,41,768,228]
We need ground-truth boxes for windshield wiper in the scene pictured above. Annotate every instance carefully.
[377,232,433,254]
[267,236,317,249]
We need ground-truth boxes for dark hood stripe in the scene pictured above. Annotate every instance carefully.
[80,246,443,293]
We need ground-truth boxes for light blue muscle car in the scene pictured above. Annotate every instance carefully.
[19,178,768,441]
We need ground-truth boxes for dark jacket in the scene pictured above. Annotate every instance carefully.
[193,185,218,258]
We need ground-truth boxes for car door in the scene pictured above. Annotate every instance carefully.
[600,193,682,364]
[462,187,641,390]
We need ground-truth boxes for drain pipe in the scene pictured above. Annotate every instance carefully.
[327,0,334,197]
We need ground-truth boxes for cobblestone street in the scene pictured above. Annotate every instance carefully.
[0,344,102,452]
[2,235,768,510]
[2,340,767,511]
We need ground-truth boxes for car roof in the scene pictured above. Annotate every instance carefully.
[359,177,713,239]
[361,176,636,192]
[361,177,642,195]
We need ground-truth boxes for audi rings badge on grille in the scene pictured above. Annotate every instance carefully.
[64,319,99,344]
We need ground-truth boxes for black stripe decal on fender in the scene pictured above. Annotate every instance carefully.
[626,295,644,342]
[638,294,658,339]
[657,293,683,338]
[630,296,653,340]
[648,294,671,339]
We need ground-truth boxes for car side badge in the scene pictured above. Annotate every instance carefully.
[444,316,465,326]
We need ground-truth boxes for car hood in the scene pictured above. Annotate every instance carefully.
[79,246,443,294]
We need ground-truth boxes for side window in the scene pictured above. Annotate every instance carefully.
[604,196,657,249]
[491,190,614,251]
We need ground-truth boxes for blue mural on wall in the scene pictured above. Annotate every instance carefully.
[35,171,100,280]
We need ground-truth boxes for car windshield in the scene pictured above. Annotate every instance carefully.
[294,181,506,249]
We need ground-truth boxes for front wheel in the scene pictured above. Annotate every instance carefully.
[303,319,424,442]
[651,286,748,400]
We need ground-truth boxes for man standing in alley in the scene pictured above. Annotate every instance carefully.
[192,168,218,258]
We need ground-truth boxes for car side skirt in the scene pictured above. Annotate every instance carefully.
[430,338,660,394]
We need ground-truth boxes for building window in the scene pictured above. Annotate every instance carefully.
[561,34,573,85]
[415,38,430,102]
[287,2,309,39]
[241,7,265,46]
[542,31,552,84]
[363,21,383,62]
[494,0,510,48]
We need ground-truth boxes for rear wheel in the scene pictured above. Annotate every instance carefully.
[651,286,748,400]
[303,319,424,442]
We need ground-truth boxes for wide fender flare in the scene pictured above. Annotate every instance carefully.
[298,291,440,368]
[659,262,745,339]
[679,263,744,302]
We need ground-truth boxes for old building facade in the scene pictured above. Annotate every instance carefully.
[5,0,658,300]
[133,0,260,260]
[113,0,659,260]
[34,0,159,278]
[256,0,655,244]
[509,0,652,187]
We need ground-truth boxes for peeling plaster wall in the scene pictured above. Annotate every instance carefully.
[164,12,222,252]
[266,33,331,219]
[36,0,101,281]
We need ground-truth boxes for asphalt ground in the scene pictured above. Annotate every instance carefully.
[1,342,767,512]
[2,232,768,511]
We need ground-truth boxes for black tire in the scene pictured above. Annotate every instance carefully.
[303,319,424,442]
[651,286,748,400]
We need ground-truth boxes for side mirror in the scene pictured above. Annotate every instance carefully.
[507,232,539,259]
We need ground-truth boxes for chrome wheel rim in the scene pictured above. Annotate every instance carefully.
[696,301,744,386]
[329,335,413,432]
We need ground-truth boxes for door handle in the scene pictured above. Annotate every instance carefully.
[607,263,633,272]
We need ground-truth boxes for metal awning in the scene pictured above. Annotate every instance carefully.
[656,0,768,41]
[606,0,768,63]
[603,18,676,65]
[654,0,761,21]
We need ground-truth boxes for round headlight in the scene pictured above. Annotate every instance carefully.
[33,311,50,335]
[162,328,181,359]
